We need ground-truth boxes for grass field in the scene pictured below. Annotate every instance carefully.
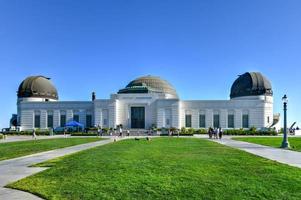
[0,138,102,161]
[233,137,301,151]
[7,138,301,200]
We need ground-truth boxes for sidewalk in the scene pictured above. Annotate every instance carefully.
[0,135,69,143]
[214,138,301,169]
[0,138,114,200]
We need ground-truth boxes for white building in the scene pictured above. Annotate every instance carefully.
[15,72,278,131]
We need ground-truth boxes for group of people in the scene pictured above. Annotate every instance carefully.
[208,127,223,139]
[97,126,130,137]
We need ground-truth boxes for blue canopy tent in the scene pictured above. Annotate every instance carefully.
[65,121,84,132]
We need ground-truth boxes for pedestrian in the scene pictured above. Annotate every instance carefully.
[126,129,130,137]
[98,126,102,137]
[119,126,123,137]
[218,127,223,139]
[63,127,67,138]
[208,127,212,139]
[32,129,37,140]
[214,128,219,139]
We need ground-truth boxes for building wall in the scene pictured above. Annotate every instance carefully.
[179,95,273,129]
[17,94,273,131]
[18,101,93,131]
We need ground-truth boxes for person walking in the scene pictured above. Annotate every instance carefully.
[97,126,102,137]
[63,127,67,138]
[126,129,130,137]
[208,127,212,139]
[218,127,223,139]
[32,129,37,140]
[214,128,219,139]
[119,126,123,137]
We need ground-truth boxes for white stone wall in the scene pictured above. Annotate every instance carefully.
[179,95,273,129]
[17,94,273,131]
[18,101,93,130]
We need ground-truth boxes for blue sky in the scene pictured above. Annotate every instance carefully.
[0,0,300,128]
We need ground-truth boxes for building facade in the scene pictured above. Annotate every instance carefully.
[15,72,277,131]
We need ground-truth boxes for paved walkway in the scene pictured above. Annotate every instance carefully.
[214,138,301,168]
[0,135,69,143]
[0,138,114,200]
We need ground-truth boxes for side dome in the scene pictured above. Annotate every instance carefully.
[230,72,273,99]
[18,76,58,100]
[118,75,178,98]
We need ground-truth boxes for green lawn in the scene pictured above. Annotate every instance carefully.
[7,138,301,200]
[0,138,102,161]
[233,137,301,151]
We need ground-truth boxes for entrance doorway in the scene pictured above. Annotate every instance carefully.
[131,107,145,129]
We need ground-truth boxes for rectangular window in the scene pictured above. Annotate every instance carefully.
[267,116,270,123]
[213,114,220,128]
[47,115,53,128]
[34,115,40,128]
[86,115,92,128]
[73,115,79,122]
[243,115,249,128]
[103,119,107,126]
[60,115,66,127]
[185,115,192,128]
[166,119,170,126]
[228,114,234,128]
[199,115,205,128]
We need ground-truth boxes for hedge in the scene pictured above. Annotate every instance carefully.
[71,132,98,136]
[178,127,277,136]
[223,129,277,136]
[1,130,51,136]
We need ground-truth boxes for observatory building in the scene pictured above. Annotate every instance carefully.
[15,72,277,131]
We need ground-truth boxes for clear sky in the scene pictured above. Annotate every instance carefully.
[0,0,300,129]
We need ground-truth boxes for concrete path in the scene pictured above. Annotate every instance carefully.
[0,138,114,200]
[214,138,301,168]
[0,135,69,143]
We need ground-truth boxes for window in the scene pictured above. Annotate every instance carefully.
[213,114,220,128]
[34,115,40,128]
[185,115,192,128]
[60,115,66,127]
[199,115,205,128]
[86,115,92,128]
[243,115,249,128]
[228,114,234,128]
[166,119,170,126]
[267,116,270,123]
[73,115,79,122]
[103,119,107,126]
[47,114,53,128]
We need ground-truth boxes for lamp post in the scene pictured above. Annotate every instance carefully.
[281,95,290,149]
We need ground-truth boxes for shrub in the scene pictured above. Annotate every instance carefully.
[102,128,110,134]
[0,134,3,139]
[2,130,50,136]
[194,129,207,134]
[223,129,277,136]
[179,127,194,136]
[71,132,97,136]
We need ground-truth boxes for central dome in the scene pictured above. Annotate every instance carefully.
[118,75,178,98]
[18,76,58,100]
